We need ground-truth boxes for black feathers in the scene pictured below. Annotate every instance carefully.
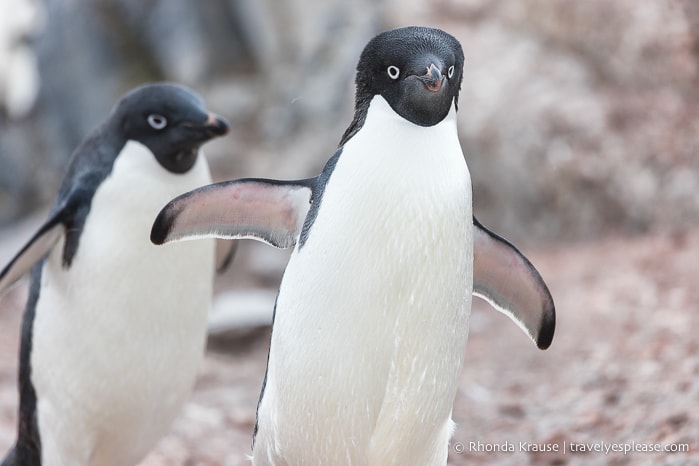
[111,83,229,174]
[341,26,465,143]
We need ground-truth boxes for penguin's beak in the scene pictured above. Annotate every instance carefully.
[416,64,444,92]
[203,112,230,137]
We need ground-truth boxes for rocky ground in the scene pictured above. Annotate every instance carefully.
[0,227,697,466]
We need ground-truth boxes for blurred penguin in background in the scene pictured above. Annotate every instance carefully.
[0,82,230,466]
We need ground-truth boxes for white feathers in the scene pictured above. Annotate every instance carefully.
[253,95,473,465]
[31,141,216,465]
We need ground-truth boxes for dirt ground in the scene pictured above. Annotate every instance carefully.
[0,228,697,465]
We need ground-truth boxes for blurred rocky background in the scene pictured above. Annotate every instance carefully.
[2,0,699,243]
[1,1,698,465]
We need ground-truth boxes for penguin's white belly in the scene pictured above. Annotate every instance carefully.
[30,142,215,466]
[255,98,473,466]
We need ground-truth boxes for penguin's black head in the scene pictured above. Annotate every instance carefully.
[352,26,464,130]
[113,82,229,174]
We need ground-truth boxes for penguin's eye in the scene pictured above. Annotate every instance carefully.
[147,114,168,130]
[387,65,400,80]
[447,65,455,79]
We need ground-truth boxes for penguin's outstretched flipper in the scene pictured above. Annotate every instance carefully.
[0,212,64,295]
[473,216,555,349]
[152,178,315,249]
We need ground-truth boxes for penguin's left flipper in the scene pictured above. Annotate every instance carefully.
[151,178,315,249]
[473,217,555,349]
[0,213,64,295]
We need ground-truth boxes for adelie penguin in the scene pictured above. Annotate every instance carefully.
[152,27,555,465]
[0,83,231,465]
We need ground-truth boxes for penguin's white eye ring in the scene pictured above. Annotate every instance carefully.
[387,65,400,80]
[147,114,168,130]
[447,65,455,79]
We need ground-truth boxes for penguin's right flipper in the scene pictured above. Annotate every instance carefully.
[151,178,315,249]
[472,217,555,350]
[0,214,63,295]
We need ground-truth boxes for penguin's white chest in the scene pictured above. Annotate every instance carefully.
[255,97,473,465]
[31,141,215,466]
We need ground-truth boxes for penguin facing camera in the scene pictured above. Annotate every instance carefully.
[0,82,230,465]
[152,27,555,466]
